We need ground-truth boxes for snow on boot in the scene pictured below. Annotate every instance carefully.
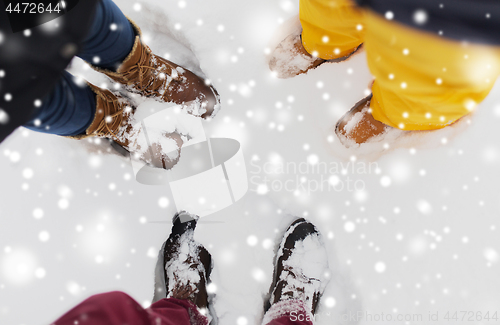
[68,83,183,169]
[163,211,214,322]
[269,32,362,79]
[265,218,330,318]
[335,95,395,147]
[94,20,220,119]
[269,33,325,79]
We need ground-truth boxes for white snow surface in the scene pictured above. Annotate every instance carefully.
[2,1,500,325]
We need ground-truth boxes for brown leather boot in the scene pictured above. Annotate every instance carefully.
[265,218,330,317]
[94,20,220,119]
[163,212,213,320]
[335,95,391,147]
[269,32,363,79]
[69,83,183,169]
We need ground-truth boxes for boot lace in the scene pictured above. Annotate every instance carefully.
[125,44,181,102]
[93,100,129,139]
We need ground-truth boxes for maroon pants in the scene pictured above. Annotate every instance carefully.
[52,291,313,325]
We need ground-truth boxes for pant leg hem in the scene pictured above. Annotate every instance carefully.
[262,299,313,325]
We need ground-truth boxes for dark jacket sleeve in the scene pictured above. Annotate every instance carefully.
[355,0,500,46]
[0,0,100,143]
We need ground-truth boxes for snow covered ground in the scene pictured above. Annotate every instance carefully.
[2,0,500,324]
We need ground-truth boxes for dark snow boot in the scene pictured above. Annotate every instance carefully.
[163,211,214,320]
[266,218,330,315]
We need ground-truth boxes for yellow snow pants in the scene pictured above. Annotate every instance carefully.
[300,0,500,130]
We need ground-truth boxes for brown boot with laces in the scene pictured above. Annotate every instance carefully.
[68,83,183,169]
[95,20,220,119]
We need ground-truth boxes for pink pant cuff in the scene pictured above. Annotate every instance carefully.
[262,299,314,325]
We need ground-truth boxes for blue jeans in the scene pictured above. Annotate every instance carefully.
[24,0,135,136]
